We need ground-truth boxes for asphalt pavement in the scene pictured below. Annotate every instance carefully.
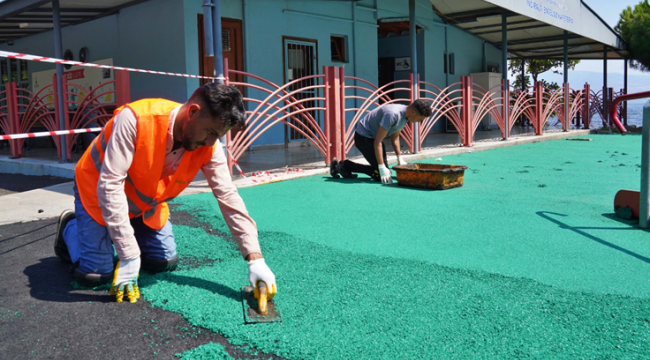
[0,204,283,359]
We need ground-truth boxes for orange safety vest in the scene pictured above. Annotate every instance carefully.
[75,99,216,229]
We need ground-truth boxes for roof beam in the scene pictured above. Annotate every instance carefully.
[491,34,581,47]
[10,14,83,20]
[0,0,49,20]
[442,7,503,19]
[28,8,105,14]
[0,18,64,23]
[510,41,600,52]
[461,19,538,31]
[474,23,551,35]
[521,49,624,58]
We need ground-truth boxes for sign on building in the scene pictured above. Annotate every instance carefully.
[32,58,115,107]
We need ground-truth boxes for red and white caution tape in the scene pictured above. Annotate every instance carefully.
[0,127,102,140]
[0,50,219,80]
[248,166,304,183]
[224,146,247,178]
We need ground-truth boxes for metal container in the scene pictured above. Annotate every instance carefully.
[393,163,468,190]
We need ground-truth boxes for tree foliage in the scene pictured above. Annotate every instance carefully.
[616,0,650,71]
[507,59,579,90]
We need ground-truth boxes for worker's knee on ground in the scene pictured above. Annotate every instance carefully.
[141,254,179,274]
[73,268,113,287]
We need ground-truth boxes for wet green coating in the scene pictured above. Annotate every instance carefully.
[141,134,650,359]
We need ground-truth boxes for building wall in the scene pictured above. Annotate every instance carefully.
[374,1,501,132]
[0,0,191,102]
[0,0,501,145]
[182,0,379,146]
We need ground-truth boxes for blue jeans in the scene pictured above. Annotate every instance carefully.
[63,182,177,275]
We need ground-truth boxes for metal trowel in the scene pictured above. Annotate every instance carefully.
[241,281,281,324]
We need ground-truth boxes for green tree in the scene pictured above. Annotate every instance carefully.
[508,59,579,89]
[616,0,650,71]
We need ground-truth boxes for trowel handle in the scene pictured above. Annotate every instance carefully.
[256,281,269,315]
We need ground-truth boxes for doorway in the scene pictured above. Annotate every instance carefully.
[282,37,319,143]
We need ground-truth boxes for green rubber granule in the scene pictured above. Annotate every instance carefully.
[138,135,650,359]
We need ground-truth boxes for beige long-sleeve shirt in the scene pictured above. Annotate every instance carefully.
[97,106,261,260]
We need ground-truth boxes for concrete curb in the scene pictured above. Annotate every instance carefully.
[0,155,76,178]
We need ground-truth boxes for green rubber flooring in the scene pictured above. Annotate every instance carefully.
[146,134,650,359]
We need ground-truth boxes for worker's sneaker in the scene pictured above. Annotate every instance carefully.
[73,268,113,287]
[330,158,341,178]
[336,160,358,179]
[54,210,75,263]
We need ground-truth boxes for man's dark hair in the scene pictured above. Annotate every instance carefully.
[409,99,432,118]
[191,83,246,129]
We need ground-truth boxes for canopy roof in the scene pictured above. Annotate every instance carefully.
[429,0,627,59]
[0,0,143,44]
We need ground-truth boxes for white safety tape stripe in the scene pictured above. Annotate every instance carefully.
[0,127,102,140]
[0,50,218,80]
[224,146,247,178]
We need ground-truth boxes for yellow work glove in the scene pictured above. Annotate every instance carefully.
[109,256,141,303]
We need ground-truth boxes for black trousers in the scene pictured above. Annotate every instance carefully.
[340,132,387,180]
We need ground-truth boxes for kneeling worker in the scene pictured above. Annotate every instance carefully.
[330,100,432,184]
[53,83,276,303]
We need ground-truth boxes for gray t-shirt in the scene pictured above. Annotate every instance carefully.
[355,104,408,139]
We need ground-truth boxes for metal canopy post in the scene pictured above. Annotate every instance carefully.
[52,0,67,163]
[563,30,569,132]
[202,0,214,57]
[520,59,525,92]
[642,103,650,228]
[502,11,509,140]
[204,0,228,154]
[623,59,627,126]
[603,46,608,127]
[409,0,419,154]
[212,0,224,85]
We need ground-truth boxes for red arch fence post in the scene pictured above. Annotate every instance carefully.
[583,83,590,129]
[6,82,21,158]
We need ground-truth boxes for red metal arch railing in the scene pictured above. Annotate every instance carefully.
[554,84,584,131]
[61,71,130,159]
[470,81,509,139]
[532,82,563,135]
[0,87,12,154]
[14,84,58,158]
[0,70,129,159]
[0,82,57,158]
[343,77,412,156]
[418,79,463,150]
[509,84,536,132]
[588,89,605,126]
[225,62,328,165]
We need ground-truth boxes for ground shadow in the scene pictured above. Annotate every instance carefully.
[536,211,650,265]
[602,212,642,227]
[322,176,377,185]
[23,257,113,303]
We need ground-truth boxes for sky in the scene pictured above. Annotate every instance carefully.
[575,0,644,75]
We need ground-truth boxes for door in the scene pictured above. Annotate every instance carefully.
[197,16,244,137]
[282,37,318,143]
[378,57,394,100]
[197,16,243,86]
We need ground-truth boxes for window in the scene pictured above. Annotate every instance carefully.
[330,35,346,62]
[222,29,231,52]
[444,53,455,75]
